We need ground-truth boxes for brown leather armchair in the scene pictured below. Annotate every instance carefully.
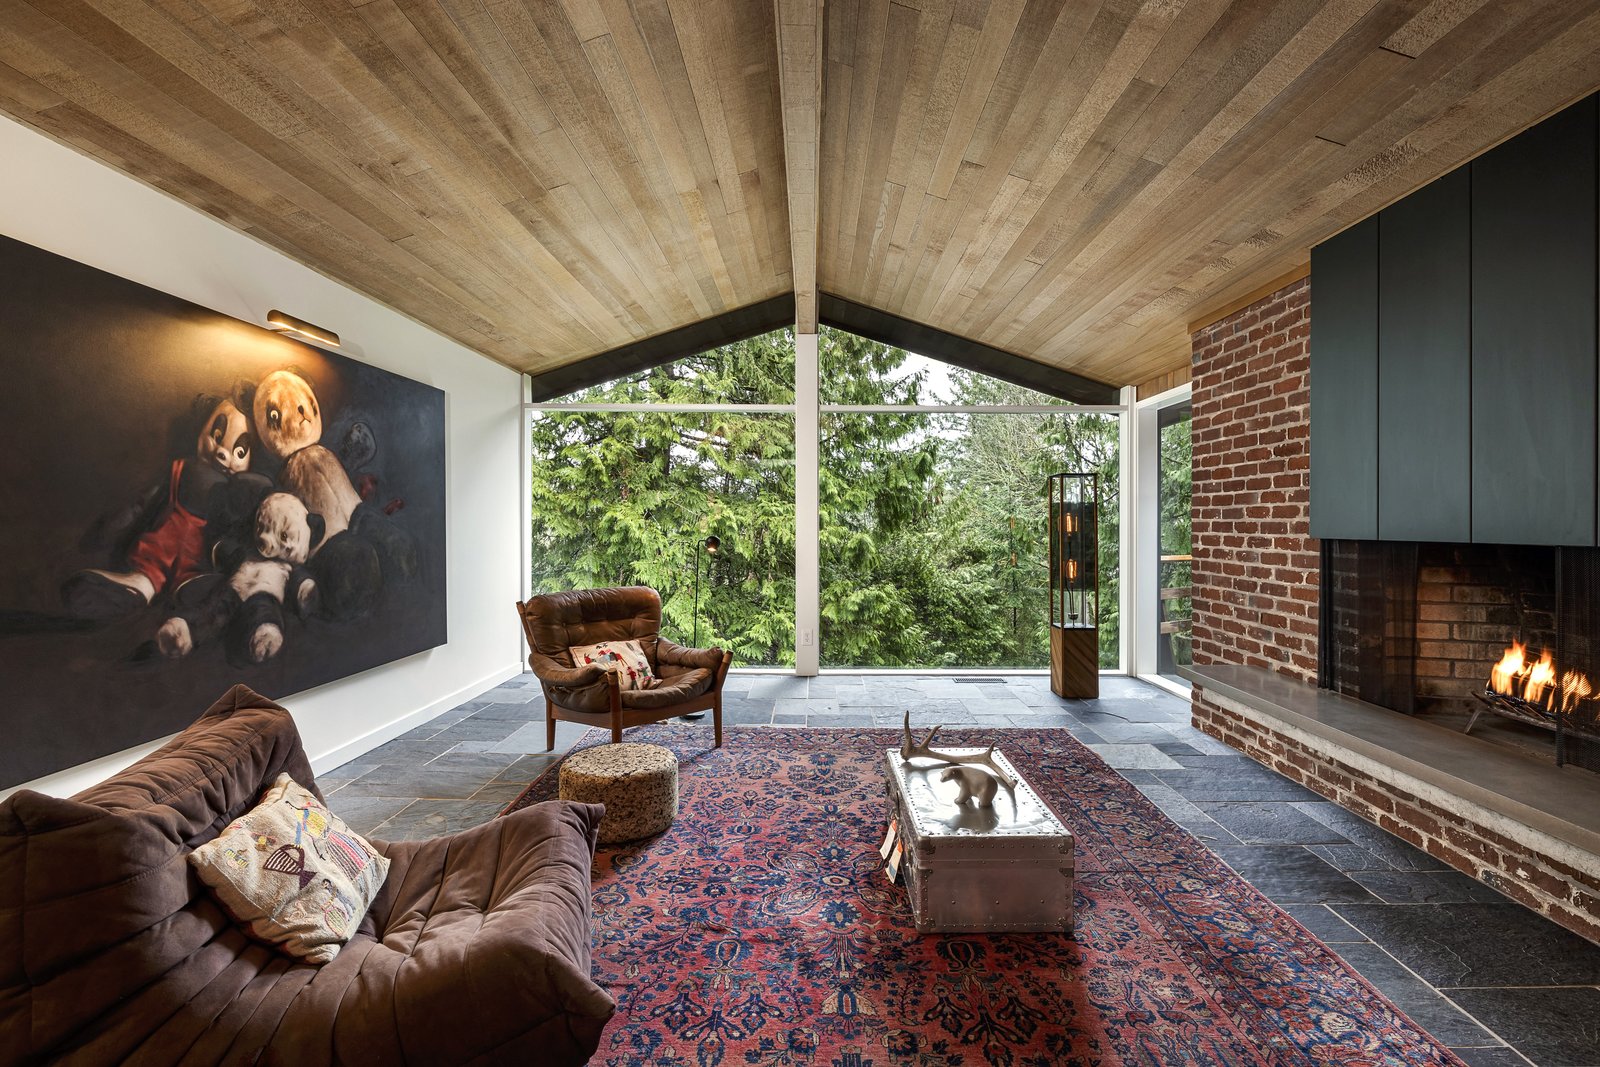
[516,586,731,748]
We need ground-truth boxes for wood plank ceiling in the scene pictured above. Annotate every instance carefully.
[0,1,1598,387]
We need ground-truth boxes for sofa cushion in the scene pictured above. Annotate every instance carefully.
[189,773,389,964]
[0,684,318,1067]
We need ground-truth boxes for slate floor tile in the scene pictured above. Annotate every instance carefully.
[1292,802,1450,872]
[1198,802,1353,845]
[722,705,776,725]
[494,754,561,784]
[476,685,539,704]
[1327,943,1505,1049]
[324,795,413,836]
[467,701,547,722]
[1444,986,1600,1067]
[337,752,522,799]
[748,677,811,698]
[1084,743,1183,770]
[361,737,459,766]
[468,781,530,805]
[1153,769,1320,803]
[1283,904,1369,944]
[806,714,877,728]
[372,800,508,840]
[1005,711,1080,727]
[775,697,838,716]
[432,716,528,742]
[1447,1049,1536,1067]
[1210,845,1376,904]
[1348,869,1507,905]
[1085,721,1188,744]
[1332,902,1600,987]
[488,720,591,753]
[1174,730,1241,756]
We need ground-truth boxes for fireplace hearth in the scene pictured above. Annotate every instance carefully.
[1319,540,1600,771]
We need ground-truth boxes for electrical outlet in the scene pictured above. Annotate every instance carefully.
[802,629,815,646]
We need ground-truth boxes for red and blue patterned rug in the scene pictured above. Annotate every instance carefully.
[505,726,1462,1067]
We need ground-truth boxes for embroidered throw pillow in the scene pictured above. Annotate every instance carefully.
[569,638,659,691]
[189,773,389,964]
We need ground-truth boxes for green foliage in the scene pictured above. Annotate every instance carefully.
[1157,408,1194,670]
[529,327,1124,668]
[528,334,797,664]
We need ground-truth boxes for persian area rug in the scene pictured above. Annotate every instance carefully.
[504,727,1461,1067]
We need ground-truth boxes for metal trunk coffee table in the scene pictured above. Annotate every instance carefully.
[883,748,1075,934]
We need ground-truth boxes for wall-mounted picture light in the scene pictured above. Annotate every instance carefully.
[266,309,340,348]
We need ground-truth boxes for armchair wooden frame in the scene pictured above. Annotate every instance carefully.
[559,652,732,749]
[515,594,732,750]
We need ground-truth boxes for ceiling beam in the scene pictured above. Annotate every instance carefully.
[774,0,822,333]
[819,294,1120,405]
[525,295,796,402]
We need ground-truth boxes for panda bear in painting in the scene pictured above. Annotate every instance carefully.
[156,491,324,664]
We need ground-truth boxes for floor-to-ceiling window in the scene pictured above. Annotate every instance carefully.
[526,326,1126,671]
[1155,402,1193,683]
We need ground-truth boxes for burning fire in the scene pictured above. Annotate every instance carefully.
[1488,642,1593,713]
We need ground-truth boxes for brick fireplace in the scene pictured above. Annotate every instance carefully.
[1188,276,1600,944]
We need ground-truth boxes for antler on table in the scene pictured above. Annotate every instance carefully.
[899,711,1017,790]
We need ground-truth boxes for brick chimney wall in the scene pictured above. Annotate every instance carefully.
[1186,276,1600,945]
[1190,276,1318,681]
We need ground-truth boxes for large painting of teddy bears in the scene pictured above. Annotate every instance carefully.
[0,234,447,787]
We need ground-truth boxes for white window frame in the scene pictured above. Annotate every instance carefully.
[522,338,1133,677]
[1128,380,1194,698]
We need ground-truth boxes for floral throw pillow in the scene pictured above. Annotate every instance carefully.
[189,773,389,964]
[570,638,659,691]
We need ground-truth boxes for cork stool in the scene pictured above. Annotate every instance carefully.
[557,743,679,845]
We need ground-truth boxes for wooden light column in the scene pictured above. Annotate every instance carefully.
[1049,472,1099,698]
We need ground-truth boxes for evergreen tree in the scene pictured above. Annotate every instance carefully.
[529,327,1124,668]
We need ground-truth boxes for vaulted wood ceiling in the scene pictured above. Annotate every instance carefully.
[1,1,1597,387]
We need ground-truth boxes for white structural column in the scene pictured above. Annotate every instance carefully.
[795,332,821,674]
[1118,386,1138,675]
[1129,390,1160,676]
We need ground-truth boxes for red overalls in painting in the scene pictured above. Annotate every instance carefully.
[125,459,208,594]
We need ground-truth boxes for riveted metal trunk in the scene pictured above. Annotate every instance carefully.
[883,748,1075,934]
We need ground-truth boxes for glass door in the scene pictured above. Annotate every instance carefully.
[1155,402,1192,681]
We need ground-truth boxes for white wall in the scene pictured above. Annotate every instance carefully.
[0,116,525,799]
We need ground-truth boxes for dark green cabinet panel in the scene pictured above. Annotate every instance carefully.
[1310,216,1379,540]
[1470,96,1597,547]
[1378,168,1471,542]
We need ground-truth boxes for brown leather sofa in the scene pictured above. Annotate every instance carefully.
[517,586,732,747]
[0,684,614,1066]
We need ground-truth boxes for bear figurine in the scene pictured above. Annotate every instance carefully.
[939,765,999,808]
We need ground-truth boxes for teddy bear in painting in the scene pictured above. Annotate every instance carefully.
[154,490,325,665]
[62,395,256,619]
[249,368,416,615]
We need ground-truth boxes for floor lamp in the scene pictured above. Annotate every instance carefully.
[682,535,719,722]
[692,534,720,647]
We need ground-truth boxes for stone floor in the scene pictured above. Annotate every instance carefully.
[324,672,1600,1067]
